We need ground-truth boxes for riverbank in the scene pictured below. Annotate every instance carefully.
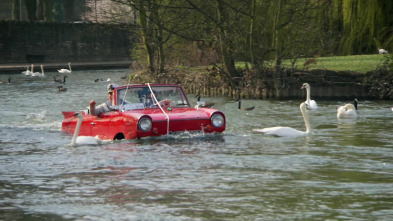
[0,60,132,74]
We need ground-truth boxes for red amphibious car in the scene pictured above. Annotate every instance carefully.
[62,84,226,140]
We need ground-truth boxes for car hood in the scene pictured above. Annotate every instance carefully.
[123,107,221,121]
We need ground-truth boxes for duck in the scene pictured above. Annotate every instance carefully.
[71,112,102,146]
[301,83,318,110]
[58,86,67,91]
[253,102,311,137]
[238,99,255,111]
[337,99,358,119]
[58,62,72,74]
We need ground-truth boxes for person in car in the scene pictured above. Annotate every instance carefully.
[88,87,114,116]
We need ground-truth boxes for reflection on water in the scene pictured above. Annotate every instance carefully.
[0,70,393,220]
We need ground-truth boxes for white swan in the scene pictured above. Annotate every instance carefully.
[30,64,42,76]
[58,62,72,74]
[22,66,31,75]
[301,83,318,110]
[252,102,311,137]
[337,99,358,119]
[71,112,101,146]
[31,65,45,77]
[24,64,33,76]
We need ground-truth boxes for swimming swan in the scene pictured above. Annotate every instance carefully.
[71,112,101,146]
[301,83,318,110]
[58,62,72,74]
[337,99,358,119]
[31,65,45,77]
[252,102,311,137]
[22,66,31,75]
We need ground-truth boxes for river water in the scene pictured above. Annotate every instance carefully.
[0,69,392,220]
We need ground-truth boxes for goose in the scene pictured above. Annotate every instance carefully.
[238,99,255,111]
[0,77,11,84]
[252,102,311,137]
[58,86,67,91]
[337,99,358,119]
[53,75,67,84]
[58,62,72,74]
[71,112,102,146]
[378,48,388,54]
[301,83,318,110]
[31,65,45,77]
[195,94,215,108]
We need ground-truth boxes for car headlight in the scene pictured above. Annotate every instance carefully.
[211,114,224,128]
[138,117,152,132]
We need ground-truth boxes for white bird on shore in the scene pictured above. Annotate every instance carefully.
[301,83,318,110]
[337,99,358,119]
[58,62,72,74]
[252,102,311,137]
[379,48,388,54]
[71,112,102,146]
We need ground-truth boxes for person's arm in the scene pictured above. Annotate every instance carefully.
[89,100,97,116]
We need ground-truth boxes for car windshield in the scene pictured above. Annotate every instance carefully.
[116,85,190,110]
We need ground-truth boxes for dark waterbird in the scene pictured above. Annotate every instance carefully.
[195,94,215,108]
[237,99,255,111]
[54,76,67,84]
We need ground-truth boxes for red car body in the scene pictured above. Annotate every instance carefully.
[62,84,226,140]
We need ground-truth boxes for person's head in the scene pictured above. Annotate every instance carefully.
[108,89,113,101]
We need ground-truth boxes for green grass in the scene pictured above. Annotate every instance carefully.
[178,54,389,74]
[277,54,389,73]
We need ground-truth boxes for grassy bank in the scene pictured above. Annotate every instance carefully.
[274,54,389,73]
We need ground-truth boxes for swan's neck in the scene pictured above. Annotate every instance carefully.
[306,87,311,102]
[69,63,72,71]
[301,106,311,133]
[41,66,44,75]
[71,116,82,145]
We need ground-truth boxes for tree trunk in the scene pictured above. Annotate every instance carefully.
[216,0,240,85]
[42,0,53,22]
[12,0,20,21]
[63,0,74,22]
[272,0,282,98]
[25,0,37,21]
[138,0,155,73]
[36,0,44,21]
